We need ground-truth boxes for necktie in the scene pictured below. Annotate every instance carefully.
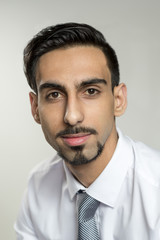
[78,192,100,240]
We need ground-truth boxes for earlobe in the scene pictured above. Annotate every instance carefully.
[114,83,127,117]
[29,92,41,124]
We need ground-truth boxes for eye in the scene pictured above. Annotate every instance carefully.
[46,91,62,100]
[85,88,99,96]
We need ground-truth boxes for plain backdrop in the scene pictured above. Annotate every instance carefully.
[0,0,160,239]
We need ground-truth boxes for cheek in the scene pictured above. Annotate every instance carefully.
[39,105,65,134]
[86,97,114,124]
[86,98,115,141]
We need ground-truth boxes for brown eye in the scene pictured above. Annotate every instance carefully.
[50,92,60,98]
[46,91,62,101]
[86,88,98,95]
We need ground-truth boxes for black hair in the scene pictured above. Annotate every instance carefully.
[24,22,120,93]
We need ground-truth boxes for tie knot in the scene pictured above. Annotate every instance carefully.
[78,193,100,223]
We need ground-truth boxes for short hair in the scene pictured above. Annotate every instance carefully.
[24,22,120,93]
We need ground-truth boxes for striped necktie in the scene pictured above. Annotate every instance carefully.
[78,192,100,240]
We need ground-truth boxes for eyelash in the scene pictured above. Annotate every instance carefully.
[85,88,100,96]
[46,91,62,100]
[45,87,100,101]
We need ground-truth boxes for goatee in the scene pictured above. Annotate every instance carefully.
[58,142,104,166]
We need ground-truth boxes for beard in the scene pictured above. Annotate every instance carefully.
[57,141,104,166]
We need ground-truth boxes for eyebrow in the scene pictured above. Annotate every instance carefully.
[78,78,107,88]
[39,82,66,93]
[38,78,107,93]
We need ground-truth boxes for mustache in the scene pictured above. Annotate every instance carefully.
[56,126,98,138]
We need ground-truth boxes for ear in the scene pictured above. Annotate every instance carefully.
[29,92,41,124]
[114,83,127,117]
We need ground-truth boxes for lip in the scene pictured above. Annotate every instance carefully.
[61,133,91,146]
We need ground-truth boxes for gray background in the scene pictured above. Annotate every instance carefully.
[0,0,160,239]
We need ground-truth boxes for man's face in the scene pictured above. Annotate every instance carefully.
[32,46,120,165]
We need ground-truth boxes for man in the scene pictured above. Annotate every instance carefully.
[15,23,160,240]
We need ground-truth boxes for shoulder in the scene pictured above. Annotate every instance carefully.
[29,154,63,175]
[28,154,65,190]
[131,138,160,166]
[129,137,160,187]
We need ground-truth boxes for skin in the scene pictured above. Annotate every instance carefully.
[30,46,127,187]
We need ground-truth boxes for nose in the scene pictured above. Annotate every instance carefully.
[64,97,84,126]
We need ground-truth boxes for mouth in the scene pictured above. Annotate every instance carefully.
[61,133,91,146]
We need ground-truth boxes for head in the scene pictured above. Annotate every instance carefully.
[24,22,120,93]
[25,23,127,166]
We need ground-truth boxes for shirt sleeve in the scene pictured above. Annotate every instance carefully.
[14,190,38,240]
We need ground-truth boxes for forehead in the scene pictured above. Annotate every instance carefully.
[36,46,111,87]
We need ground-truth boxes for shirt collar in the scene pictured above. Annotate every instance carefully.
[63,162,86,199]
[63,128,134,207]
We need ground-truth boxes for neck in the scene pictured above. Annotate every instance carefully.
[66,125,118,187]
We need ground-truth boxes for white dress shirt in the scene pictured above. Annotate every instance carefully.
[15,129,160,240]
